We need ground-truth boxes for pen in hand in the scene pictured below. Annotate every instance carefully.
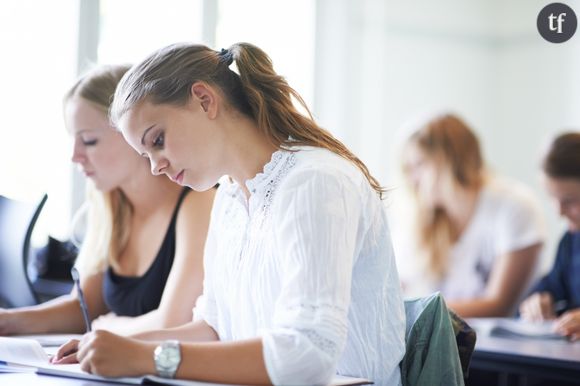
[71,267,92,333]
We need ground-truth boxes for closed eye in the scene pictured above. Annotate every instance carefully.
[152,132,164,148]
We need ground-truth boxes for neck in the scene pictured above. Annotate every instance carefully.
[119,163,181,216]
[220,113,279,198]
[442,185,481,237]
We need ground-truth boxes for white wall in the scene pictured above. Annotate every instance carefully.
[314,0,580,271]
[495,0,580,267]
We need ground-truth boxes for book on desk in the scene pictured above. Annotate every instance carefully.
[0,336,372,385]
[468,317,565,340]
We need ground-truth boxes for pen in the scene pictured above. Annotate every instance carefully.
[71,267,92,333]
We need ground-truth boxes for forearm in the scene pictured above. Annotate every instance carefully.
[131,320,219,342]
[5,296,86,334]
[94,310,166,336]
[136,338,270,385]
[460,245,543,318]
[447,297,514,318]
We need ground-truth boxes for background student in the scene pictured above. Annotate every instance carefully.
[520,132,580,340]
[0,65,214,335]
[395,113,545,317]
[54,42,405,385]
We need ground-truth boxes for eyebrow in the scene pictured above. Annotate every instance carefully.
[140,125,156,146]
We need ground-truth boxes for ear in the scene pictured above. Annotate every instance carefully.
[190,82,218,119]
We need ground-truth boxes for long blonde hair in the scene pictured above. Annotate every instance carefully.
[111,42,385,198]
[66,64,132,275]
[403,113,484,279]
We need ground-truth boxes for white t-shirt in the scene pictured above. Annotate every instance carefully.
[393,176,545,300]
[194,147,405,386]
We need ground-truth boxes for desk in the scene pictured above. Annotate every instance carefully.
[468,319,580,386]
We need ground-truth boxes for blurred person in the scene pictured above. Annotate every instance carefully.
[520,132,580,340]
[396,113,545,317]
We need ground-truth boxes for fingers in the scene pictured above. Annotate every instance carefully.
[555,310,580,338]
[77,330,115,375]
[531,295,546,321]
[519,297,535,321]
[520,293,555,321]
[51,339,80,363]
[520,296,541,321]
[76,332,95,364]
[539,293,556,319]
[51,352,79,364]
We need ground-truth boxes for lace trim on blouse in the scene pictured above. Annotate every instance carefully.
[297,329,339,359]
[281,302,347,359]
[245,149,297,216]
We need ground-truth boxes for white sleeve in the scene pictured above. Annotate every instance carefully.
[192,188,221,333]
[262,168,362,386]
[495,187,546,255]
[192,226,218,329]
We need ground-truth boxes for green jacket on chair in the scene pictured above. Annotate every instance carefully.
[400,292,466,386]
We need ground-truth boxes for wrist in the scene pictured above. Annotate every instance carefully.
[137,341,158,376]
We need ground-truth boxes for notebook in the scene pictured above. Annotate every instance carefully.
[0,336,372,385]
[470,318,565,340]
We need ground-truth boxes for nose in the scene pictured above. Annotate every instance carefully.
[71,138,86,164]
[150,155,168,176]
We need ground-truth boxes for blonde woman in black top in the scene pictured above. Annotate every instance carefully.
[0,65,214,335]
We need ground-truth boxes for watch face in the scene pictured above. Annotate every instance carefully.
[159,350,178,367]
[155,342,181,370]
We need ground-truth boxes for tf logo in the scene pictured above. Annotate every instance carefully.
[537,3,577,43]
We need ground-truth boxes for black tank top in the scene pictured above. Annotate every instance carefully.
[102,188,190,316]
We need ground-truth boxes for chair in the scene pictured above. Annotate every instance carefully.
[400,292,475,386]
[30,235,76,302]
[0,194,47,308]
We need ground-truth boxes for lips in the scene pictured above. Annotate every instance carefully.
[171,170,184,184]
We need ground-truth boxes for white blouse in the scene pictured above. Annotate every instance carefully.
[194,146,405,385]
[394,175,545,302]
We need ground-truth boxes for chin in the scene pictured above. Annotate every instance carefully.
[92,181,116,193]
[186,179,218,192]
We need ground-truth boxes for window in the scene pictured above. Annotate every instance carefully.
[98,0,205,64]
[215,0,315,107]
[0,1,78,239]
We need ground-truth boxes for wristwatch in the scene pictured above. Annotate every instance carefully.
[154,340,181,378]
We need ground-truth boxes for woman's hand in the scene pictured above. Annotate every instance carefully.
[555,309,580,341]
[76,330,155,378]
[519,292,556,322]
[51,338,81,364]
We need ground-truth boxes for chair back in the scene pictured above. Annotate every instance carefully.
[400,292,468,386]
[0,194,47,307]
